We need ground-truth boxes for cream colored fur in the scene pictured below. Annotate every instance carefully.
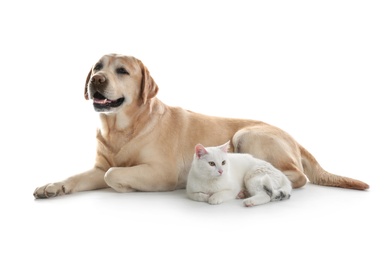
[34,54,369,199]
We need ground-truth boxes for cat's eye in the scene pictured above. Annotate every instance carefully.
[208,162,215,166]
[222,160,226,165]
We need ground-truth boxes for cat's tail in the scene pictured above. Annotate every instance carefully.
[299,145,370,190]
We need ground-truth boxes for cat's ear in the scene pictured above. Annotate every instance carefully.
[219,141,230,153]
[195,144,208,159]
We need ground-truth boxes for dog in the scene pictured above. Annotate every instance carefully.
[33,53,369,199]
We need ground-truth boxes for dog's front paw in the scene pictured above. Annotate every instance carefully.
[33,183,66,199]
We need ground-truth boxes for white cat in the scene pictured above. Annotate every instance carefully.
[186,141,292,207]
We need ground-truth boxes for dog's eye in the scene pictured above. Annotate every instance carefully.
[116,67,129,75]
[94,62,103,71]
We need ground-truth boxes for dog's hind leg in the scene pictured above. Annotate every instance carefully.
[232,125,308,188]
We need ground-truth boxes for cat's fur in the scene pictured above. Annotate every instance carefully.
[186,141,292,207]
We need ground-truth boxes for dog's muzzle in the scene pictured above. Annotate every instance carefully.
[89,74,125,112]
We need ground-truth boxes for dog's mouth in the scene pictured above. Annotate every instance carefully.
[93,92,125,111]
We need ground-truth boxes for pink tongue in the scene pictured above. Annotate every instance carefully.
[94,98,112,104]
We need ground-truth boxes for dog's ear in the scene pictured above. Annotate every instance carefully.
[84,69,92,100]
[137,59,159,104]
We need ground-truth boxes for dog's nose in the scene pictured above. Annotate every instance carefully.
[91,74,106,85]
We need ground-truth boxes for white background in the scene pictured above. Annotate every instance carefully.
[1,0,390,259]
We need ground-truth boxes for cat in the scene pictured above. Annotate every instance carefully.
[186,141,292,207]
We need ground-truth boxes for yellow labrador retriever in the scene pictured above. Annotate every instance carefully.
[34,54,369,199]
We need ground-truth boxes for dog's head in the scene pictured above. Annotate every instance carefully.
[84,54,159,113]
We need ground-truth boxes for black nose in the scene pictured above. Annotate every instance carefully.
[91,74,106,85]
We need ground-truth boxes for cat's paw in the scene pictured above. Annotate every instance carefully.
[243,194,271,207]
[271,190,291,201]
[236,189,250,199]
[243,198,256,207]
[189,192,210,202]
[208,195,224,205]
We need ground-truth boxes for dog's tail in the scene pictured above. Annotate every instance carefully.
[299,145,369,190]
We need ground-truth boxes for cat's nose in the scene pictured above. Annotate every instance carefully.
[218,170,223,175]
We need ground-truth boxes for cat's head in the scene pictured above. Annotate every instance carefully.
[193,141,230,177]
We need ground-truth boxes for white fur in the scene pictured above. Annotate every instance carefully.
[186,141,292,207]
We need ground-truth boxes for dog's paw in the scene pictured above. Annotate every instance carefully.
[33,183,66,199]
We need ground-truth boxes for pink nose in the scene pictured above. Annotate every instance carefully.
[218,170,223,175]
